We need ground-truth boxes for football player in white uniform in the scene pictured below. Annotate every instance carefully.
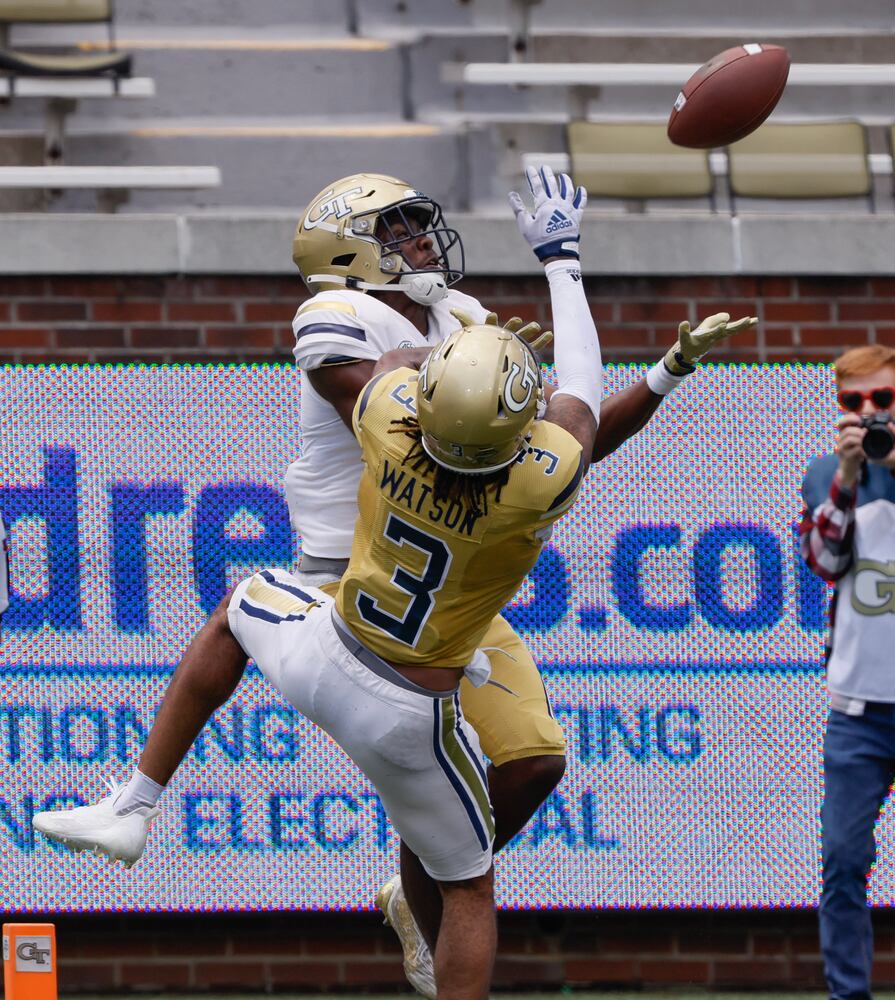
[282,172,756,994]
[285,174,489,572]
[32,170,755,999]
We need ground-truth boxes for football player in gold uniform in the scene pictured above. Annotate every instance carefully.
[34,168,755,1000]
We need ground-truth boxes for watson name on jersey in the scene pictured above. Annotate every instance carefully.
[336,368,585,668]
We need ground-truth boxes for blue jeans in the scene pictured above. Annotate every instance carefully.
[821,705,895,1000]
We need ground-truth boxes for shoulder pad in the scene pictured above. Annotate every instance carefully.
[293,291,378,368]
[521,420,585,517]
[353,367,419,440]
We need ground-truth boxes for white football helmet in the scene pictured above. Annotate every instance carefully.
[293,173,464,306]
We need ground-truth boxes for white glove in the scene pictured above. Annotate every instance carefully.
[663,312,758,375]
[508,165,587,263]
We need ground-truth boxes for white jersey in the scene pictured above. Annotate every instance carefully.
[803,455,895,703]
[285,287,489,559]
[827,496,895,701]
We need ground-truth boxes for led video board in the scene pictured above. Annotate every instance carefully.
[0,364,863,910]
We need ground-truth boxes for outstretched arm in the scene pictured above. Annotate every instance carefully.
[589,310,758,462]
[510,165,601,459]
[591,381,662,462]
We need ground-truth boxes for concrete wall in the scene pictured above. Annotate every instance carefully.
[0,214,893,277]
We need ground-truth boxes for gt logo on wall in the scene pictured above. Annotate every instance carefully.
[0,364,870,912]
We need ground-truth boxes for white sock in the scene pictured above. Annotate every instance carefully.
[112,769,165,816]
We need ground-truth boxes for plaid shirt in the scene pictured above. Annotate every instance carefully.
[799,469,857,582]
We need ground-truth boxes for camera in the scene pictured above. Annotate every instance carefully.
[861,412,895,460]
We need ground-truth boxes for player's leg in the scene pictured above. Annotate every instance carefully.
[466,613,567,847]
[435,867,496,1000]
[127,565,336,793]
[229,569,497,997]
[380,697,493,1000]
[490,754,566,849]
[137,596,247,787]
[820,707,895,1000]
[385,614,564,987]
[31,591,249,864]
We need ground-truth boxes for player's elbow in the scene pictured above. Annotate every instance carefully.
[372,351,400,376]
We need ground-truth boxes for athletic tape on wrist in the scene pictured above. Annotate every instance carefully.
[544,259,582,282]
[646,360,688,396]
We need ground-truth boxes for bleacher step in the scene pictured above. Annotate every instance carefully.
[0,42,404,120]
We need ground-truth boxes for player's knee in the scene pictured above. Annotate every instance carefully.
[197,588,247,672]
[209,588,238,634]
[521,753,566,797]
[438,866,494,902]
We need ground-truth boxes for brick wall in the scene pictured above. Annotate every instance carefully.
[8,907,895,994]
[1,275,894,365]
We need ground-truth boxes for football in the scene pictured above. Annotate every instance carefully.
[667,43,790,148]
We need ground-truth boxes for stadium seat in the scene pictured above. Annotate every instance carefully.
[566,120,713,205]
[727,122,872,209]
[0,0,131,81]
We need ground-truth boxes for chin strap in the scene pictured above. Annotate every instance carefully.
[306,269,450,306]
[398,271,448,305]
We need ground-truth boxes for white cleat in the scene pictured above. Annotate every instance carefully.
[376,875,436,1000]
[32,780,158,868]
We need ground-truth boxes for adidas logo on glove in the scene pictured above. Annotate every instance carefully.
[545,210,574,234]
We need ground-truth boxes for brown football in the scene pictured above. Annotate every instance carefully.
[667,44,790,148]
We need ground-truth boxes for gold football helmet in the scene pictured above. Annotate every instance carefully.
[416,324,542,474]
[292,173,464,306]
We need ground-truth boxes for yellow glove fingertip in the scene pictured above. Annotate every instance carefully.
[450,307,489,329]
[516,320,542,339]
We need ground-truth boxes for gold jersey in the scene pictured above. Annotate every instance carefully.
[335,368,585,667]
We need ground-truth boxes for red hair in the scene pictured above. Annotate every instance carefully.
[835,345,895,386]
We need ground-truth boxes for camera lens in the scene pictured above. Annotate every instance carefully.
[862,416,895,460]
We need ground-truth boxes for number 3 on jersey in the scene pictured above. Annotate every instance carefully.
[355,513,453,648]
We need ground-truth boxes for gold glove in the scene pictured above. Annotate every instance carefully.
[450,307,553,354]
[663,312,758,375]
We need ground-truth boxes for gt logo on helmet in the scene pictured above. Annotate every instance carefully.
[303,186,364,230]
[504,350,538,413]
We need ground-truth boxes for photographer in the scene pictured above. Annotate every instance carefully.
[800,344,895,1000]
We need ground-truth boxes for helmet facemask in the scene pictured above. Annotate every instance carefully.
[363,197,464,305]
[294,174,465,304]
